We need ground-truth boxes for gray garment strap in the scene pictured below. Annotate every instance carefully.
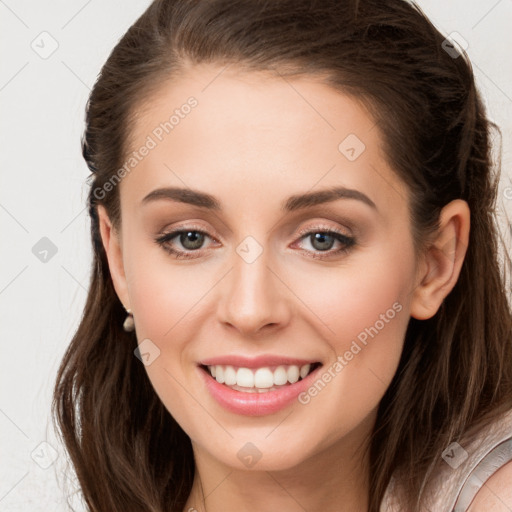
[452,436,512,512]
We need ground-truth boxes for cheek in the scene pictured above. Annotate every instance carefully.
[124,253,211,425]
[124,244,224,415]
[124,234,212,339]
[294,239,414,346]
[292,244,414,433]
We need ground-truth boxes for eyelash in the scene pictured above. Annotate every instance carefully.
[154,224,356,260]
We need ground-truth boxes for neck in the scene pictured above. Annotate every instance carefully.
[183,411,375,512]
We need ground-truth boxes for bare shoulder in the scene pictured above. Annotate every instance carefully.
[467,460,512,511]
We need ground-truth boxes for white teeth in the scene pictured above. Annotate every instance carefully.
[215,366,225,384]
[206,363,315,389]
[236,368,254,387]
[300,364,311,379]
[287,365,300,384]
[224,366,237,386]
[254,368,274,388]
[273,366,288,385]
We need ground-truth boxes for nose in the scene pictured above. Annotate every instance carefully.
[216,244,292,337]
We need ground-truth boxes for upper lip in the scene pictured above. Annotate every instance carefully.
[199,355,320,369]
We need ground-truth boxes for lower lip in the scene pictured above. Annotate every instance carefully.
[199,365,322,416]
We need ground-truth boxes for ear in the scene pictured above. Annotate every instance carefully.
[97,205,130,310]
[410,199,470,320]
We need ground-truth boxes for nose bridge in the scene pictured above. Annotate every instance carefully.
[217,236,289,335]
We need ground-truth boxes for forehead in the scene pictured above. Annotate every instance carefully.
[130,65,375,149]
[121,65,409,218]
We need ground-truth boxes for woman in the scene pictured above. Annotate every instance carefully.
[52,0,512,510]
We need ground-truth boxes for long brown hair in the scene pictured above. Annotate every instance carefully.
[52,1,512,510]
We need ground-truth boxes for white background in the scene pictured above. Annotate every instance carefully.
[1,1,511,510]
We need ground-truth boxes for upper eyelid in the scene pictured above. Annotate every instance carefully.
[160,224,350,239]
[160,218,353,239]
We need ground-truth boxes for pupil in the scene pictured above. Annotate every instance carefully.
[311,233,334,251]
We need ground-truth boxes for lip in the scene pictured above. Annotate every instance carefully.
[199,354,318,369]
[198,362,323,416]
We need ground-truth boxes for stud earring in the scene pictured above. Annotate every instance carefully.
[123,308,135,332]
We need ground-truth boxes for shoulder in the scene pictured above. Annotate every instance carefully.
[382,409,512,512]
[467,460,512,511]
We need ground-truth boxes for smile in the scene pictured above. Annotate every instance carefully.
[198,357,323,416]
[202,363,321,392]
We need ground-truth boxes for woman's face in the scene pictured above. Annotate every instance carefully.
[102,65,422,471]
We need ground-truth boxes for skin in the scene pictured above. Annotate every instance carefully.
[468,461,512,511]
[98,64,471,511]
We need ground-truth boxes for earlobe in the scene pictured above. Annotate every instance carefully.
[410,199,470,320]
[97,205,130,309]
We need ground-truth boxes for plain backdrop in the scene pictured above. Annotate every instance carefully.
[1,1,511,510]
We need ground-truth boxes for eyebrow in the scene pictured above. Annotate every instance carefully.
[141,185,377,212]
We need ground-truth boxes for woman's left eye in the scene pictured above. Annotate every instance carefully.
[155,227,356,260]
[294,229,356,259]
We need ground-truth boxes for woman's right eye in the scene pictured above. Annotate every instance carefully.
[155,229,213,260]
